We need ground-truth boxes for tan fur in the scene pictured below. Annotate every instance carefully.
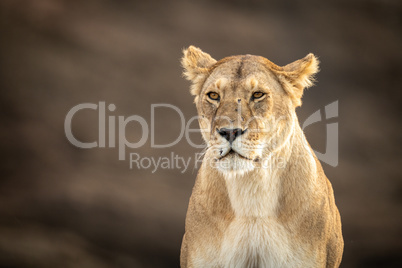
[180,46,343,268]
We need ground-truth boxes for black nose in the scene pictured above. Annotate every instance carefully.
[217,128,245,143]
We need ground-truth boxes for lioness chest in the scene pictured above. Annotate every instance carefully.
[194,171,318,268]
[216,218,316,268]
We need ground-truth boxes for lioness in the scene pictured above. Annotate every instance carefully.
[180,46,343,268]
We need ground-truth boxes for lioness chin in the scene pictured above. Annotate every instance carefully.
[180,46,343,268]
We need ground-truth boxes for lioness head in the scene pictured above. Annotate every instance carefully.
[182,46,319,174]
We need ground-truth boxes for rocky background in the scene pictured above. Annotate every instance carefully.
[0,0,401,267]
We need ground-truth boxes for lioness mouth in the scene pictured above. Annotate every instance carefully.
[218,149,252,161]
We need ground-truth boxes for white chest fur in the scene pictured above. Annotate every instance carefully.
[219,218,297,268]
[217,171,315,268]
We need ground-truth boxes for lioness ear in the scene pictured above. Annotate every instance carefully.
[279,53,319,107]
[182,46,217,96]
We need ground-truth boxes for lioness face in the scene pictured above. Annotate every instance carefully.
[197,57,294,173]
[182,46,319,174]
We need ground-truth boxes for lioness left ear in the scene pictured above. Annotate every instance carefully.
[278,53,319,107]
[182,46,217,96]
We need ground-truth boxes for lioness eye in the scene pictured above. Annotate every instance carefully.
[252,92,265,99]
[207,92,220,101]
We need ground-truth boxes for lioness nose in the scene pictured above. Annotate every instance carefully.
[217,128,245,143]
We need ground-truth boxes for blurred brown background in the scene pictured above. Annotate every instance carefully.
[0,0,401,267]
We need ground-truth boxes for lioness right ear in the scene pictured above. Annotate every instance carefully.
[182,46,217,96]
